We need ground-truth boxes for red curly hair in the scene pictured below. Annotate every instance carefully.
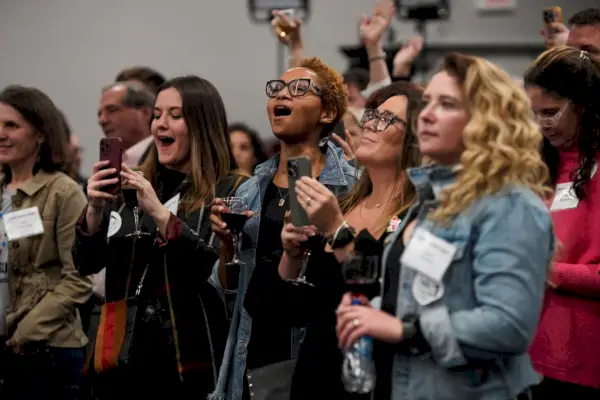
[298,57,349,137]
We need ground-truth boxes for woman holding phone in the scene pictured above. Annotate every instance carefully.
[73,75,247,399]
[277,81,423,399]
[0,85,91,400]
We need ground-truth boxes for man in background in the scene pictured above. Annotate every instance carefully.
[98,80,155,167]
[115,65,166,95]
[542,7,600,56]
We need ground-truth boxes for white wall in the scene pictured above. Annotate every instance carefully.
[0,0,596,173]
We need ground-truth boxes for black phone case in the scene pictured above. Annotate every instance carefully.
[287,156,312,226]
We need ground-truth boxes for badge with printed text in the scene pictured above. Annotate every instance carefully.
[3,206,44,241]
[107,211,122,238]
[400,227,456,283]
[412,273,445,306]
[550,182,579,211]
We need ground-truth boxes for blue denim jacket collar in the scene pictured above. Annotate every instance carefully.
[406,164,457,203]
[253,141,352,187]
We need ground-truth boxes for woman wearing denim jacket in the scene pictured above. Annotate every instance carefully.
[336,53,555,400]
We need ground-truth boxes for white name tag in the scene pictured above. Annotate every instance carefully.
[107,211,122,238]
[164,193,180,215]
[412,274,445,306]
[3,207,44,241]
[550,182,579,211]
[400,227,456,283]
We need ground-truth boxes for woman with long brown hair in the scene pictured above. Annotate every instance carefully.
[525,46,600,399]
[0,85,90,399]
[73,75,247,399]
[276,81,423,399]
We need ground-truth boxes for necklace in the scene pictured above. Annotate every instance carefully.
[276,186,289,207]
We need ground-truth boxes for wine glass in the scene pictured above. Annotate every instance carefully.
[221,197,249,266]
[123,170,151,238]
[285,234,322,288]
[341,251,380,299]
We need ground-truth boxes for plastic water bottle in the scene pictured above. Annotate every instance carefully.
[341,299,376,393]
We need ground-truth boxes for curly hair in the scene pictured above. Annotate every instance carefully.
[524,46,600,200]
[298,57,349,138]
[428,53,551,222]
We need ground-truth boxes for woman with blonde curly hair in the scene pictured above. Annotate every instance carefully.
[336,53,555,399]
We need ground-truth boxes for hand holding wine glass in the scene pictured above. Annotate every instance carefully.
[120,164,167,238]
[218,197,250,266]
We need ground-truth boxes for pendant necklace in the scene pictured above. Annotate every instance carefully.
[276,187,289,207]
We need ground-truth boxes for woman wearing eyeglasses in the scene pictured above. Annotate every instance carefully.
[270,81,423,400]
[208,57,358,400]
[525,47,600,399]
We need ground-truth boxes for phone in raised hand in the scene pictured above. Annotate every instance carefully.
[543,6,563,35]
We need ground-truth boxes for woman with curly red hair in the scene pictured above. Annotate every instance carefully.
[208,57,358,400]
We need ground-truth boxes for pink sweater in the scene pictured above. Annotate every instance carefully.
[530,150,600,388]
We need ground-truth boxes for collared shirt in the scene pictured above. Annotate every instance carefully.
[123,136,153,167]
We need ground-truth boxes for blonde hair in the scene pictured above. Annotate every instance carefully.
[427,53,551,222]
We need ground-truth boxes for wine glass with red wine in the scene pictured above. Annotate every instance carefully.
[341,252,380,299]
[123,170,151,238]
[284,234,322,287]
[221,197,249,266]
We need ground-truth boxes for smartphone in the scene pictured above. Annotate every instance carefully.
[99,137,123,195]
[287,156,312,226]
[276,8,296,20]
[543,6,563,34]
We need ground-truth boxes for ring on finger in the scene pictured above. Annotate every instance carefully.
[352,318,360,327]
[306,197,312,207]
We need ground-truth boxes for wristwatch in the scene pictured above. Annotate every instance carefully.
[401,315,420,340]
[327,221,356,249]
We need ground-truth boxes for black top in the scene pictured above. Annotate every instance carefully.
[245,182,292,370]
[288,220,402,400]
[373,229,406,400]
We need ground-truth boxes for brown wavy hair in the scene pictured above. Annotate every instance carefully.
[339,81,424,235]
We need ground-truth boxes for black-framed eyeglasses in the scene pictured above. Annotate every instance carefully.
[266,78,322,98]
[360,109,406,132]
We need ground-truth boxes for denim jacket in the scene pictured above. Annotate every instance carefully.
[377,165,554,400]
[208,142,358,400]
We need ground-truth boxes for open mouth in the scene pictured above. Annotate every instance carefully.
[157,136,175,145]
[274,106,292,117]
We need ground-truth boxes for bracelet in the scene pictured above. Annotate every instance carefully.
[369,55,386,62]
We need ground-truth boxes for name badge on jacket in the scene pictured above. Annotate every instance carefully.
[3,206,44,241]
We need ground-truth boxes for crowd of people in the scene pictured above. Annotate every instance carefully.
[0,2,599,400]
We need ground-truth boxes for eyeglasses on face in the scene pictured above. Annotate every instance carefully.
[534,103,568,128]
[265,78,322,98]
[360,109,406,132]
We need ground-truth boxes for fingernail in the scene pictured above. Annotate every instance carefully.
[221,223,227,228]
